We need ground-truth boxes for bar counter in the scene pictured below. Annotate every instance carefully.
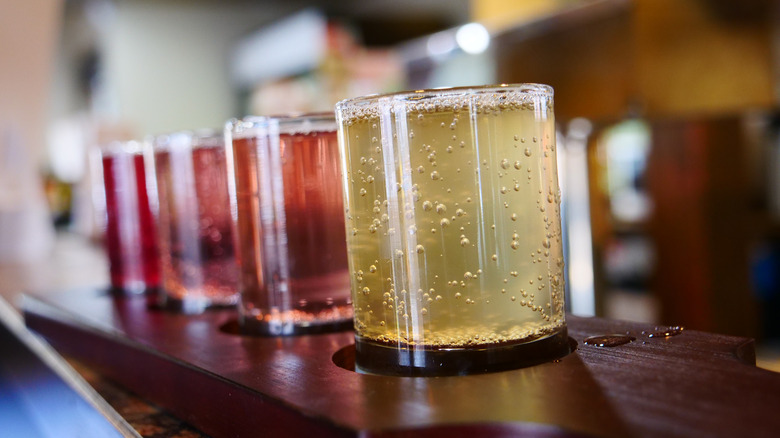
[21,287,780,438]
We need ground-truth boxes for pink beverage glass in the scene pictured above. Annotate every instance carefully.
[226,114,353,335]
[149,131,239,313]
[100,141,161,294]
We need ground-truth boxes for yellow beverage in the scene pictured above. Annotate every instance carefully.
[336,85,568,375]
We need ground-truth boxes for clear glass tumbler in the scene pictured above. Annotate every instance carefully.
[100,140,160,294]
[226,114,353,335]
[149,131,239,313]
[335,84,570,376]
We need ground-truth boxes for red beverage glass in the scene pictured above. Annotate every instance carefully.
[149,131,239,313]
[100,141,160,294]
[226,114,352,335]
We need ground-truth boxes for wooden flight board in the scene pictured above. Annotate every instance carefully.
[22,289,780,438]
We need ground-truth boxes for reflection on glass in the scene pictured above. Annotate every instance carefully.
[227,114,352,335]
[150,131,239,313]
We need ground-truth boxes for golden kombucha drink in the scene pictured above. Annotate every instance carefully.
[336,84,569,375]
[227,115,352,335]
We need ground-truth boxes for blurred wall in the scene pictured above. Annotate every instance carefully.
[0,0,63,162]
[0,0,61,262]
[71,0,300,136]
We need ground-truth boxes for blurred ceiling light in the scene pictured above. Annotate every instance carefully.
[569,117,593,140]
[455,23,490,54]
[426,31,456,59]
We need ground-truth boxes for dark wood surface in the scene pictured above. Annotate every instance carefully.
[23,288,780,438]
[67,358,209,438]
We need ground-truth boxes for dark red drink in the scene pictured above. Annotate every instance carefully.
[152,132,239,313]
[228,115,352,335]
[101,143,160,293]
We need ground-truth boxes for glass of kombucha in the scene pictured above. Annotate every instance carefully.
[335,84,570,376]
[226,114,353,335]
[149,131,239,313]
[100,141,160,294]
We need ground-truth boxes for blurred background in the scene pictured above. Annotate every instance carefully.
[2,0,780,366]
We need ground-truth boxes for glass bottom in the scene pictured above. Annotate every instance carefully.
[355,326,571,377]
[239,315,353,336]
[160,295,237,314]
[108,283,151,296]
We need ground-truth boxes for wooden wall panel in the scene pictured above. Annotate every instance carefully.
[493,3,634,122]
[647,117,758,338]
[492,0,775,121]
[635,0,775,117]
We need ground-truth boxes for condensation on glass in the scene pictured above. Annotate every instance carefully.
[335,84,570,376]
[148,131,239,313]
[99,140,160,294]
[226,114,353,335]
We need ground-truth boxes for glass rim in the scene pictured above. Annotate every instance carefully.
[335,83,553,110]
[227,112,337,138]
[151,129,223,151]
[99,139,145,156]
